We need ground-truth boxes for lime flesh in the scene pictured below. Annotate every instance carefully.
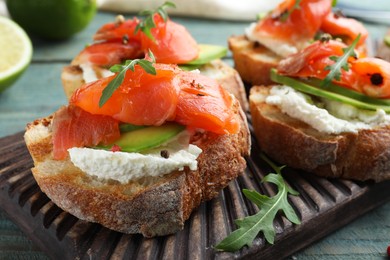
[0,16,32,92]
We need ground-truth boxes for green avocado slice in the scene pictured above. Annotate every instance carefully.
[270,69,390,112]
[119,123,146,133]
[99,123,185,153]
[179,44,227,70]
[301,77,390,107]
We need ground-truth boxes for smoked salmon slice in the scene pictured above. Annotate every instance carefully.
[52,106,120,160]
[176,71,239,134]
[75,41,143,67]
[79,13,199,66]
[70,63,180,126]
[277,39,390,98]
[248,0,333,57]
[69,63,239,134]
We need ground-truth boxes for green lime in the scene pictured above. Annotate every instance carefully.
[0,16,32,93]
[6,0,97,40]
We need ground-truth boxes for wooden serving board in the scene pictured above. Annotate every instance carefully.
[0,131,389,259]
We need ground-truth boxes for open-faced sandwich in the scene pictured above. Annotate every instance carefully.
[250,36,390,182]
[62,2,248,109]
[229,0,369,86]
[24,55,250,237]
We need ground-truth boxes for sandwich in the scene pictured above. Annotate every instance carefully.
[250,37,390,182]
[228,0,369,86]
[61,2,248,110]
[24,57,250,237]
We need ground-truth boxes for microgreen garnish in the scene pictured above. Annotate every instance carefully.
[321,34,361,88]
[215,153,300,252]
[135,1,176,41]
[332,0,338,7]
[280,0,302,22]
[99,50,156,107]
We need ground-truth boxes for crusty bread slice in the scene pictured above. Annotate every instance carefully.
[61,59,249,111]
[24,99,250,237]
[228,35,282,86]
[250,86,390,182]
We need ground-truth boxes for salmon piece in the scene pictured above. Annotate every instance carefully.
[52,106,120,160]
[277,40,359,91]
[70,63,180,126]
[141,15,199,64]
[74,41,143,67]
[247,0,333,57]
[277,40,390,98]
[70,63,239,134]
[83,14,199,66]
[93,17,141,42]
[321,12,368,47]
[176,72,239,134]
[352,58,390,98]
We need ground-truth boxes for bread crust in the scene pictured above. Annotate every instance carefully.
[228,35,282,86]
[24,100,250,237]
[250,86,390,182]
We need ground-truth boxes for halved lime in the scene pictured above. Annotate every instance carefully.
[0,16,32,92]
[6,0,97,40]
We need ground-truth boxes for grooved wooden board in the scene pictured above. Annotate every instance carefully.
[0,131,389,259]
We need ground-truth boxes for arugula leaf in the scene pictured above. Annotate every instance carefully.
[321,34,361,88]
[99,51,156,107]
[135,1,176,41]
[280,0,302,22]
[215,154,300,252]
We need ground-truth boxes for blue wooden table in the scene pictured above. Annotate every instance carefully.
[0,11,389,259]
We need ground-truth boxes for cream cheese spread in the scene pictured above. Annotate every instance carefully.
[80,63,114,83]
[263,85,390,134]
[68,131,202,183]
[245,23,298,58]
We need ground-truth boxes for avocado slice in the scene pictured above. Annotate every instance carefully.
[119,123,146,133]
[301,77,390,106]
[100,123,185,153]
[179,44,227,70]
[270,69,390,112]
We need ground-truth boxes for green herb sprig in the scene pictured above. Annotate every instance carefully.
[99,50,156,107]
[215,153,301,252]
[321,34,361,88]
[135,1,176,41]
[280,0,302,22]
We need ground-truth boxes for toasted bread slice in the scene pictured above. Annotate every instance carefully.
[228,35,282,86]
[61,59,249,111]
[24,98,250,237]
[249,86,390,182]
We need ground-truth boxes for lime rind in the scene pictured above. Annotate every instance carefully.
[0,16,32,92]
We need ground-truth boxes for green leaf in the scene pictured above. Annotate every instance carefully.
[215,154,300,252]
[99,57,156,107]
[322,34,361,88]
[135,1,176,41]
